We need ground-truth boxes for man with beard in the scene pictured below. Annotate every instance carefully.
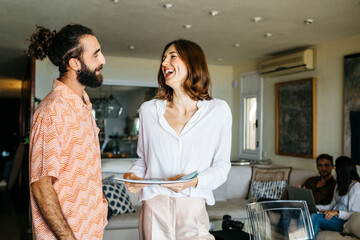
[26,24,108,240]
[297,153,336,205]
[278,154,336,236]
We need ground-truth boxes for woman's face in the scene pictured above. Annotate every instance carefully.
[161,44,188,89]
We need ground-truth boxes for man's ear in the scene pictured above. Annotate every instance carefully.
[68,58,81,72]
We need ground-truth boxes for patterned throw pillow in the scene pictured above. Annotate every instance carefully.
[251,167,292,182]
[247,167,292,199]
[102,177,136,216]
[248,180,287,203]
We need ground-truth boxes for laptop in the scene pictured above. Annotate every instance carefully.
[286,185,318,213]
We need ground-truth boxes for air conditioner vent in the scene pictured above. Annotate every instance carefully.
[260,49,315,77]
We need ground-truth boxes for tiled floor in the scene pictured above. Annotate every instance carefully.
[0,190,32,240]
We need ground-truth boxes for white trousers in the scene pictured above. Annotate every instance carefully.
[139,195,215,240]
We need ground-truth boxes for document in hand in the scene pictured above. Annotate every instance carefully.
[114,171,199,184]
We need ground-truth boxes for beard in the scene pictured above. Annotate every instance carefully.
[320,171,331,177]
[77,60,104,88]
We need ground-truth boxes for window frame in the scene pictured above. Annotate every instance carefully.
[238,71,263,160]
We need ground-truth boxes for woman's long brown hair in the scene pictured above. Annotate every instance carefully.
[335,156,360,196]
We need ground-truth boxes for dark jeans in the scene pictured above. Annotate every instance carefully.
[311,213,346,238]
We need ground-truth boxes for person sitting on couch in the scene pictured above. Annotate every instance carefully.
[277,153,337,236]
[296,153,336,205]
[311,156,360,238]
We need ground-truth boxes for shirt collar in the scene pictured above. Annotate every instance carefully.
[155,98,206,137]
[52,79,92,111]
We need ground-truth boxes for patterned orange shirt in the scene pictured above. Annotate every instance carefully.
[29,79,108,240]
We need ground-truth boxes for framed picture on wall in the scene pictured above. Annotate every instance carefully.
[344,53,360,165]
[276,78,316,158]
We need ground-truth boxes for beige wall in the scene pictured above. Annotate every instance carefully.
[233,34,360,172]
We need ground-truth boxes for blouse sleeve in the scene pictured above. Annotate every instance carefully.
[196,102,232,191]
[339,182,360,220]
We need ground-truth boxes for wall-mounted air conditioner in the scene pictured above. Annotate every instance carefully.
[259,49,315,77]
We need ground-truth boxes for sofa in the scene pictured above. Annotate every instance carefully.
[101,159,359,240]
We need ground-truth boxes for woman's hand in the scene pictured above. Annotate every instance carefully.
[323,210,339,220]
[123,172,146,193]
[161,176,198,193]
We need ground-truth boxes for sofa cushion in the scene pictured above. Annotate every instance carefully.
[103,177,136,216]
[317,230,359,240]
[251,166,292,181]
[103,228,140,240]
[213,183,227,202]
[343,212,360,238]
[128,191,142,206]
[288,168,317,186]
[206,198,249,220]
[226,166,252,199]
[247,166,291,199]
[106,206,141,230]
[248,180,287,202]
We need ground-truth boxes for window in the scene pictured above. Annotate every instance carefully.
[239,71,263,160]
[244,96,257,150]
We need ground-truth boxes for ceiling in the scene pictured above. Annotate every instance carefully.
[1,0,360,86]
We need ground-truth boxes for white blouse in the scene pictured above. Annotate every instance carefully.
[128,98,232,205]
[317,182,360,220]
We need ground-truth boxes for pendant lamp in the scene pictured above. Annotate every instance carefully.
[105,86,123,118]
[93,87,108,119]
[93,97,108,119]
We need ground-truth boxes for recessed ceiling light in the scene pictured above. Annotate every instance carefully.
[264,33,272,38]
[217,58,223,62]
[209,10,220,16]
[304,18,314,24]
[252,17,263,22]
[233,43,240,48]
[112,0,119,3]
[128,45,135,50]
[184,24,192,29]
[163,3,173,9]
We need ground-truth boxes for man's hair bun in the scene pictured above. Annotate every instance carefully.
[25,26,56,60]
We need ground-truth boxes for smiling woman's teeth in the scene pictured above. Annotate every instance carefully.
[165,69,174,77]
